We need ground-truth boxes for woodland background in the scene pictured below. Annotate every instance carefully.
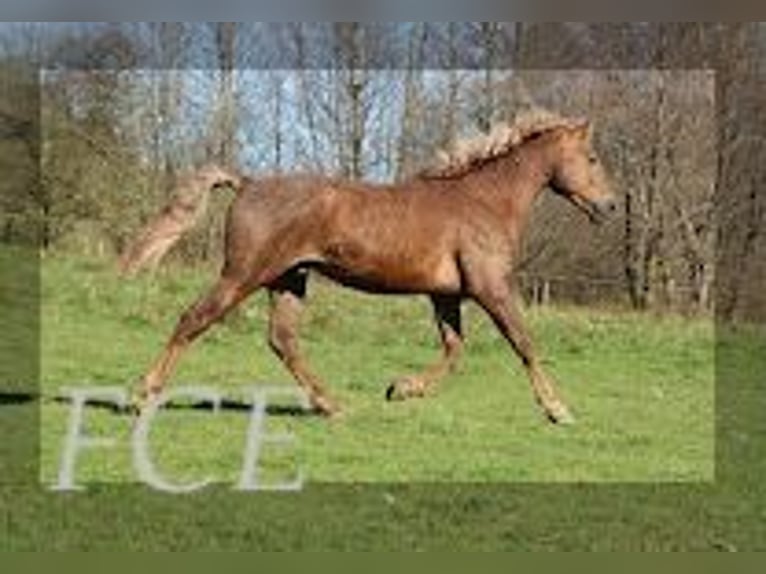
[0,22,764,319]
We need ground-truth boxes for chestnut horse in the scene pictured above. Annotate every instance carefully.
[121,110,616,424]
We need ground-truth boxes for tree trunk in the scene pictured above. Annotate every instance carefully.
[214,22,236,168]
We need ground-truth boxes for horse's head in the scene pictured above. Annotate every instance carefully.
[549,121,616,224]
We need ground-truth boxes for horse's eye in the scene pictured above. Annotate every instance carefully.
[589,156,599,164]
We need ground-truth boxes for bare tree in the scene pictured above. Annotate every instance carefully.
[333,23,368,180]
[715,24,766,320]
[212,22,237,168]
[395,23,428,181]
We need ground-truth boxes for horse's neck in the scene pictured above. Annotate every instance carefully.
[465,143,553,227]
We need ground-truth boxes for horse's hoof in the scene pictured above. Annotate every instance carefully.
[386,379,413,402]
[386,376,428,402]
[129,387,163,418]
[546,404,576,426]
[127,392,145,417]
[385,382,404,402]
[121,400,140,416]
[312,396,341,418]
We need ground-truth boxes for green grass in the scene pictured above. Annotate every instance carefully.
[4,252,766,550]
[0,245,39,485]
[38,255,715,485]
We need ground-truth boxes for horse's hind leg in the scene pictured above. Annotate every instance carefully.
[386,294,463,401]
[136,274,252,407]
[267,269,339,417]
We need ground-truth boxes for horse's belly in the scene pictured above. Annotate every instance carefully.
[315,251,460,295]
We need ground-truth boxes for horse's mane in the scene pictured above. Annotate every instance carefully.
[420,108,581,179]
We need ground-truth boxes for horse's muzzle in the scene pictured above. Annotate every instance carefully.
[589,197,618,224]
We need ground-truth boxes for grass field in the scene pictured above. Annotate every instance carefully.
[5,250,766,551]
[37,255,715,486]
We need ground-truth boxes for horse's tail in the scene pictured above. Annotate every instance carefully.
[118,164,242,277]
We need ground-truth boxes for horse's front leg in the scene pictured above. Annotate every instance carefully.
[470,276,574,425]
[386,294,463,401]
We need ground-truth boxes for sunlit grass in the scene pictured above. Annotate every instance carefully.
[40,255,715,485]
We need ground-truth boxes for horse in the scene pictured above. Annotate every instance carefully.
[120,109,616,424]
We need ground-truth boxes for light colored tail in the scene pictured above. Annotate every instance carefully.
[118,164,241,276]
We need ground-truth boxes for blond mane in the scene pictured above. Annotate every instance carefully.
[421,108,582,179]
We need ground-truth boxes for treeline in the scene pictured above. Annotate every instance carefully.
[0,23,764,320]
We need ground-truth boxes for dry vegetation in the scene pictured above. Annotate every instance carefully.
[1,24,764,318]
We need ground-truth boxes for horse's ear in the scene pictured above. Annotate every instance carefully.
[574,119,593,141]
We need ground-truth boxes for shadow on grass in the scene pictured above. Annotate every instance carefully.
[0,391,38,406]
[46,395,315,418]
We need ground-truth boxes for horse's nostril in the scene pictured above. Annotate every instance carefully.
[602,199,618,214]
